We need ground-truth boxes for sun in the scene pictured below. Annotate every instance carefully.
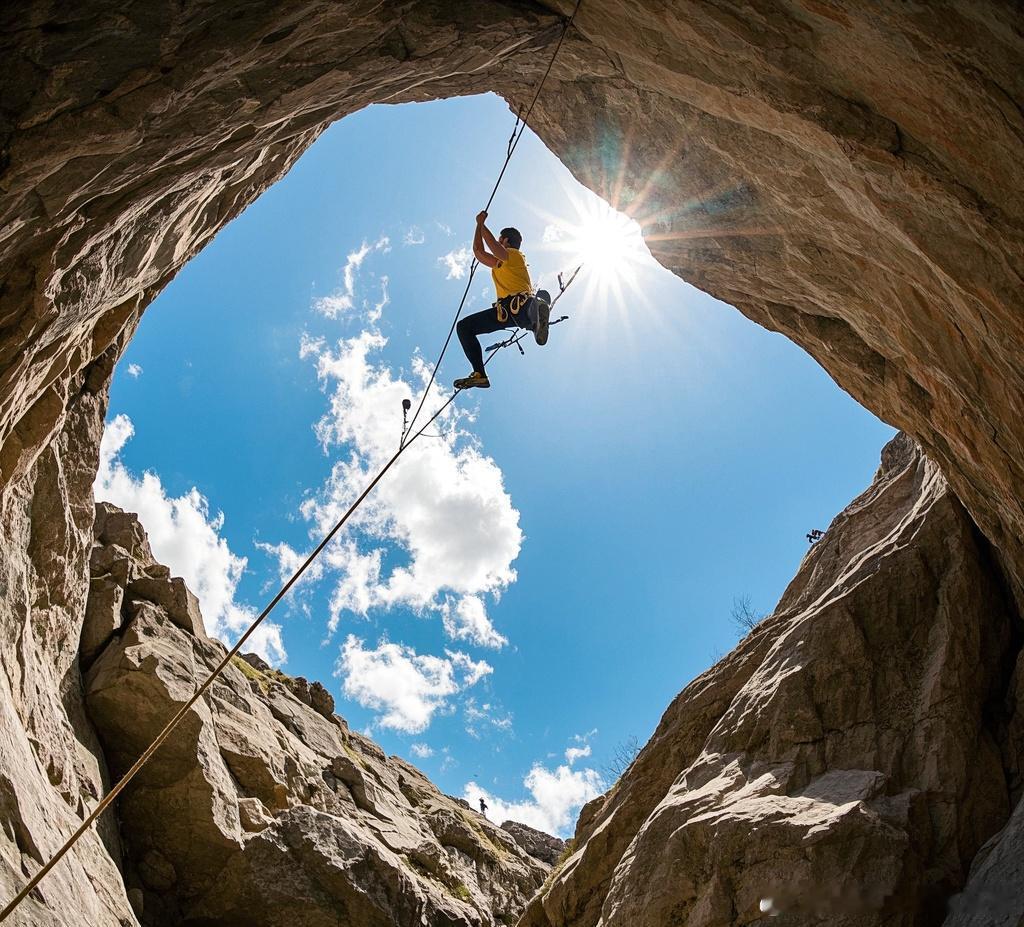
[534,186,654,321]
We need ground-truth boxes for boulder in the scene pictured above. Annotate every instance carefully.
[79,506,548,925]
[501,821,566,867]
[126,574,207,640]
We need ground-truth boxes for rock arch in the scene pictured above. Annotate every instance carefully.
[2,1,1021,585]
[1,2,1022,924]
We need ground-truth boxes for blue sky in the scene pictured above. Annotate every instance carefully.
[96,93,894,835]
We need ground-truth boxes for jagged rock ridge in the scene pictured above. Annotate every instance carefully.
[499,823,566,869]
[79,501,549,927]
[0,1,1022,593]
[0,2,1023,926]
[521,434,1024,926]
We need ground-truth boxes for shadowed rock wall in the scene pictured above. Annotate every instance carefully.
[1,1,1022,587]
[1,2,1023,925]
[522,435,1023,925]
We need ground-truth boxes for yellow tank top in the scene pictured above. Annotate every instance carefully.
[491,248,533,298]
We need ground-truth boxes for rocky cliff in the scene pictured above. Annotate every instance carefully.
[1,1,1022,592]
[521,434,1023,926]
[1,2,1023,925]
[74,502,550,927]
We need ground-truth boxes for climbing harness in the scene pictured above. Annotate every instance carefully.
[397,290,575,447]
[484,266,579,357]
[0,2,584,921]
[398,263,582,446]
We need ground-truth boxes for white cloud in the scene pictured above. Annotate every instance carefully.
[565,745,591,765]
[410,743,434,758]
[464,761,603,837]
[436,222,453,237]
[438,246,472,280]
[94,415,286,665]
[542,223,565,243]
[465,699,488,723]
[370,275,389,324]
[253,539,326,618]
[314,236,390,319]
[463,696,513,739]
[404,227,425,246]
[294,326,521,634]
[441,595,508,649]
[448,650,494,687]
[337,635,491,733]
[256,237,522,722]
[255,540,325,586]
[126,362,143,378]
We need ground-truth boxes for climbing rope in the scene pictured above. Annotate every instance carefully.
[0,2,584,922]
[403,0,584,441]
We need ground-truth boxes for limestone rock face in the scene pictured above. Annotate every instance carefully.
[520,434,1022,926]
[500,822,567,867]
[0,341,140,927]
[1,3,1024,926]
[0,0,1023,598]
[79,507,548,927]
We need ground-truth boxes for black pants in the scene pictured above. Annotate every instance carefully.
[457,295,533,375]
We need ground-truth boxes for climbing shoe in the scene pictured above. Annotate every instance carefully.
[454,372,490,390]
[533,291,552,346]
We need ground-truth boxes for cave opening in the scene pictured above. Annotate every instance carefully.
[2,2,1022,921]
[95,92,894,832]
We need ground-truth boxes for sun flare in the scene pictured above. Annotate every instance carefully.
[535,187,654,321]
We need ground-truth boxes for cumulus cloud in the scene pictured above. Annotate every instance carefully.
[441,595,508,649]
[439,246,473,280]
[314,236,390,319]
[410,743,434,758]
[337,635,491,733]
[257,236,521,732]
[95,415,286,665]
[126,362,143,378]
[403,227,425,246]
[295,324,521,637]
[464,760,604,837]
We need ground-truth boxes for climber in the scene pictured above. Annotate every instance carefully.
[479,797,488,815]
[454,211,552,391]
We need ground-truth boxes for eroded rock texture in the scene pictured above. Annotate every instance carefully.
[1,2,1023,926]
[0,338,138,927]
[75,503,548,927]
[521,434,1023,926]
[500,822,567,868]
[1,1,1022,587]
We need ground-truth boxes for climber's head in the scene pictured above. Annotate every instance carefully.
[499,227,523,250]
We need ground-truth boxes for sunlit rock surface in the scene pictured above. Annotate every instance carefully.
[76,503,548,927]
[1,2,1023,925]
[1,1,1022,589]
[0,340,139,927]
[520,434,1023,926]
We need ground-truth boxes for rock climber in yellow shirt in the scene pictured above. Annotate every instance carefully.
[454,210,552,391]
